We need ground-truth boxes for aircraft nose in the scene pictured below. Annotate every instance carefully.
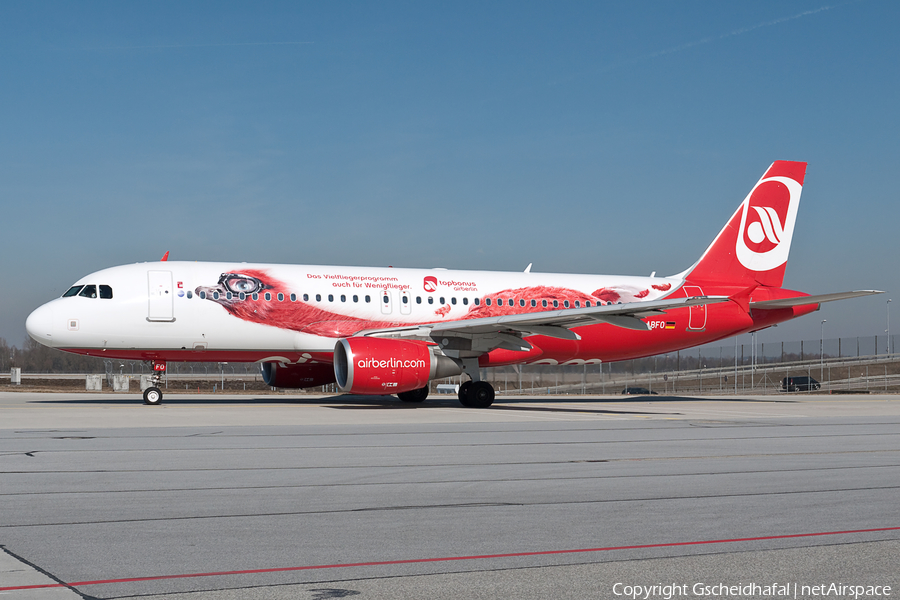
[26,303,56,345]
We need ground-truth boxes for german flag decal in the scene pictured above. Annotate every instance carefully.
[665,322,676,329]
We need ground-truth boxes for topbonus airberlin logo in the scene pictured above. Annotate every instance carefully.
[424,276,438,292]
[735,175,802,272]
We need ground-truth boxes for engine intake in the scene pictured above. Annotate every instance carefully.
[261,361,336,388]
[334,337,462,395]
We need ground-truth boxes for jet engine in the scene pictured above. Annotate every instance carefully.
[334,337,462,395]
[261,361,336,388]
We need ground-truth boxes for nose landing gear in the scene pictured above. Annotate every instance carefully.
[143,385,162,405]
[143,360,166,405]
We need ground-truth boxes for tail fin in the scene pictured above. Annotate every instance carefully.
[684,160,807,288]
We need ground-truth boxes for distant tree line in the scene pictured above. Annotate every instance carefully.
[1,337,108,373]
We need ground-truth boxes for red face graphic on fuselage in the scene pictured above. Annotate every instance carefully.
[197,271,664,337]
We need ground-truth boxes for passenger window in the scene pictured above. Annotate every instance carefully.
[292,293,298,302]
[300,293,306,301]
[277,293,284,301]
[79,285,97,298]
[316,294,322,302]
[328,294,334,302]
[440,297,445,305]
[585,301,591,307]
[553,300,559,308]
[574,301,580,308]
[226,292,233,300]
[402,295,409,304]
[416,297,422,304]
[383,295,389,304]
[542,299,547,308]
[340,295,346,302]
[428,297,434,304]
[239,292,246,301]
[486,298,492,306]
[530,299,536,307]
[365,295,371,303]
[199,291,206,299]
[463,297,468,305]
[186,291,192,299]
[63,286,83,297]
[451,297,456,305]
[564,300,570,308]
[264,292,271,301]
[353,295,359,303]
[253,292,259,300]
[99,285,113,299]
[213,291,219,300]
[474,298,480,306]
[519,299,525,307]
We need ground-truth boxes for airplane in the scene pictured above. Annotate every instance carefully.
[25,161,879,407]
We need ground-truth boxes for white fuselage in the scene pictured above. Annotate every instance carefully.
[26,261,681,363]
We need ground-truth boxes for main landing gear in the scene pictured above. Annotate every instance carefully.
[458,380,495,408]
[395,379,496,408]
[143,360,166,405]
[398,386,429,403]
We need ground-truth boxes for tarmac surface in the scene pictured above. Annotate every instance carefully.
[1,390,898,599]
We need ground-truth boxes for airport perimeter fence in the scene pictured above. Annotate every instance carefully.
[472,333,900,397]
[5,334,900,396]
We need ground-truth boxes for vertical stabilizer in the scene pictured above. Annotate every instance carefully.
[685,161,807,288]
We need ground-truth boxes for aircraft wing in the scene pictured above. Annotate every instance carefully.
[750,290,883,310]
[363,295,728,352]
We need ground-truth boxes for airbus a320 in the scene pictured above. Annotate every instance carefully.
[26,161,879,407]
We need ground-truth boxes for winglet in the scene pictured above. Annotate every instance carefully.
[160,251,169,262]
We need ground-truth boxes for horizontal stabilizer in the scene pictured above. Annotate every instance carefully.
[750,290,883,310]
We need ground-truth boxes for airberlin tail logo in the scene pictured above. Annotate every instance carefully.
[423,276,438,292]
[735,175,802,272]
[747,206,784,246]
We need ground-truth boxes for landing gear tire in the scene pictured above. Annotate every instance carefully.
[458,381,472,406]
[398,386,429,403]
[466,381,495,408]
[143,386,163,405]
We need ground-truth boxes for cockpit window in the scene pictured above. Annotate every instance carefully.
[78,285,97,298]
[99,285,113,299]
[63,286,83,297]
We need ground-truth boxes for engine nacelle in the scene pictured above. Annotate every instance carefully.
[261,361,336,388]
[334,337,462,395]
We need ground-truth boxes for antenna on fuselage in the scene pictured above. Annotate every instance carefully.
[524,263,532,273]
[160,251,169,262]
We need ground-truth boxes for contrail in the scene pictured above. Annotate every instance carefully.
[645,4,838,60]
[550,3,851,84]
[88,41,314,50]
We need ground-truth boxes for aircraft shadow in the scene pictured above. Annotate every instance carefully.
[29,393,797,409]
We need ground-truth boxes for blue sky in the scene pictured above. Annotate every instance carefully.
[1,1,898,347]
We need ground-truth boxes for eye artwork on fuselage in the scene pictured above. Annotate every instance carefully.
[195,269,671,338]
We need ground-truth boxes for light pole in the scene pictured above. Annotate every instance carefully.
[820,319,827,382]
[887,299,892,354]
